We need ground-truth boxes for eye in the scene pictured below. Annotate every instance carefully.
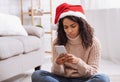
[64,26,68,29]
[71,24,76,28]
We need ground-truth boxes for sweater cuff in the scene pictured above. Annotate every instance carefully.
[76,58,88,75]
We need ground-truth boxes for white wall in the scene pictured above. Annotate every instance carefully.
[0,0,20,16]
[81,0,120,10]
[86,9,120,64]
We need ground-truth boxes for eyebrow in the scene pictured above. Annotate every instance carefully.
[70,23,76,26]
[63,22,76,26]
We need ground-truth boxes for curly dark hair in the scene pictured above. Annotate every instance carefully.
[54,15,94,49]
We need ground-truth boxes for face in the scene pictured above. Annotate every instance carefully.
[63,18,79,39]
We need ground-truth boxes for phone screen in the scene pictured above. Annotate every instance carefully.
[55,45,67,55]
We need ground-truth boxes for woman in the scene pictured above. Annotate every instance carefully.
[32,3,110,82]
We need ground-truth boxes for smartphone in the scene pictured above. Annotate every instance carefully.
[55,45,67,55]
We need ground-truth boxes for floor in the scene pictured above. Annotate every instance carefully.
[2,55,120,82]
[2,55,52,82]
[99,59,120,82]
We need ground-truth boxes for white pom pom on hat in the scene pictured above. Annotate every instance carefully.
[51,24,58,30]
[52,3,86,30]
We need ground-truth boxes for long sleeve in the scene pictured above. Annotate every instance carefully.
[76,38,101,77]
[64,37,101,77]
[51,40,65,76]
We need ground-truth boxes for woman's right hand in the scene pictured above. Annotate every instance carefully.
[56,53,68,65]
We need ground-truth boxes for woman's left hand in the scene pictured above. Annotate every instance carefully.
[66,54,79,64]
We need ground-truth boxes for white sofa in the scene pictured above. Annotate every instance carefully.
[0,13,45,81]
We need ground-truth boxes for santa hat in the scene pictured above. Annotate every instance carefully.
[52,3,86,30]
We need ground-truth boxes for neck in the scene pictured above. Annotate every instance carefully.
[67,35,82,45]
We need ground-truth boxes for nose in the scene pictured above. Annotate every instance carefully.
[68,28,72,33]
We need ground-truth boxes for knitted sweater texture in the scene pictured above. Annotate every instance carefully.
[51,36,101,78]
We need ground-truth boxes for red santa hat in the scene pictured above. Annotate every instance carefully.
[54,3,86,24]
[52,3,86,30]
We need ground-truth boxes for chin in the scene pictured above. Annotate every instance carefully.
[69,36,76,39]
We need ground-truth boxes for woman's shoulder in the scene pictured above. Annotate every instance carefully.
[92,36,101,48]
[93,36,100,42]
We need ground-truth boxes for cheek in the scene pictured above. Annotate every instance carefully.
[75,27,79,32]
[75,32,79,36]
[74,29,79,35]
[77,30,79,34]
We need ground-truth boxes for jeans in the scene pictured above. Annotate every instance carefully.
[32,70,110,82]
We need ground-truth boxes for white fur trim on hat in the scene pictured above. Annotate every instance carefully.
[53,11,87,30]
[59,11,87,21]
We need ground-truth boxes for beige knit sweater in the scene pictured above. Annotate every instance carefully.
[51,36,101,78]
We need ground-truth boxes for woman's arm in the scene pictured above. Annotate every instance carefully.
[75,38,101,77]
[64,38,101,77]
[51,40,65,75]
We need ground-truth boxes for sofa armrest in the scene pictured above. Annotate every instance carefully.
[24,26,44,38]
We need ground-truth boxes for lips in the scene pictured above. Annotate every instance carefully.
[68,34,74,38]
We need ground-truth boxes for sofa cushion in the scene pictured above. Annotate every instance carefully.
[24,26,44,38]
[0,13,28,36]
[10,36,42,53]
[0,35,42,59]
[0,37,24,59]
